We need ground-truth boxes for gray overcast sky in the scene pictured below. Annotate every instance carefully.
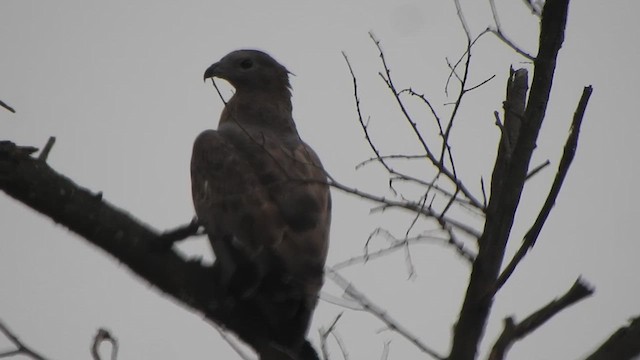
[1,1,639,359]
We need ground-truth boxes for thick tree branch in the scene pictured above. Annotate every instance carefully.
[491,85,592,296]
[448,1,571,359]
[487,278,594,360]
[0,141,318,360]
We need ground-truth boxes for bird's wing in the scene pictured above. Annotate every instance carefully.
[190,129,285,257]
[218,125,331,284]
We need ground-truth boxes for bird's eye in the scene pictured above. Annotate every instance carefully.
[240,59,253,69]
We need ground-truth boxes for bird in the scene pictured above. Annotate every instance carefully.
[191,50,331,359]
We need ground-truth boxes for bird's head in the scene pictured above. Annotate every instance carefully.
[204,50,292,94]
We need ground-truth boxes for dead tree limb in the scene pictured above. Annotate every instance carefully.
[585,316,640,360]
[448,1,571,359]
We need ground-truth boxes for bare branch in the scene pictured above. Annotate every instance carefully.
[488,278,594,360]
[368,33,482,210]
[0,99,16,113]
[379,341,391,360]
[355,154,427,169]
[326,269,445,360]
[525,160,550,180]
[488,0,535,60]
[37,137,56,162]
[320,313,344,360]
[332,228,475,271]
[585,316,640,360]
[0,141,319,359]
[453,0,472,42]
[342,51,392,174]
[489,29,535,61]
[0,320,50,360]
[491,85,592,297]
[449,1,572,358]
[327,177,481,239]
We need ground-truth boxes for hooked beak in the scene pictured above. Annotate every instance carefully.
[203,62,219,82]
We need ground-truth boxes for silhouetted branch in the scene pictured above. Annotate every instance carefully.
[326,269,445,360]
[319,314,348,360]
[488,278,594,360]
[449,1,572,359]
[491,85,592,297]
[585,316,640,360]
[0,320,49,360]
[331,228,474,271]
[0,99,16,113]
[488,0,535,60]
[37,137,56,162]
[326,178,481,239]
[0,140,319,360]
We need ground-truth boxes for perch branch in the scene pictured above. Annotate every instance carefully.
[0,141,319,360]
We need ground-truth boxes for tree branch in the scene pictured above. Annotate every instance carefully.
[0,99,16,113]
[448,1,571,359]
[0,140,319,359]
[585,316,640,360]
[491,85,592,296]
[326,269,445,360]
[487,278,594,360]
[0,320,50,360]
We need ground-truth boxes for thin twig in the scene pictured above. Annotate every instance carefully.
[326,269,445,360]
[0,99,16,113]
[0,320,50,360]
[525,160,550,180]
[379,341,391,360]
[488,0,535,60]
[489,29,535,61]
[355,154,427,169]
[210,79,227,105]
[369,33,482,210]
[327,177,481,239]
[320,313,344,360]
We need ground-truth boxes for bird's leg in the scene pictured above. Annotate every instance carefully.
[210,236,240,308]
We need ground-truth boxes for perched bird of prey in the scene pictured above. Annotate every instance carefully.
[192,50,331,359]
